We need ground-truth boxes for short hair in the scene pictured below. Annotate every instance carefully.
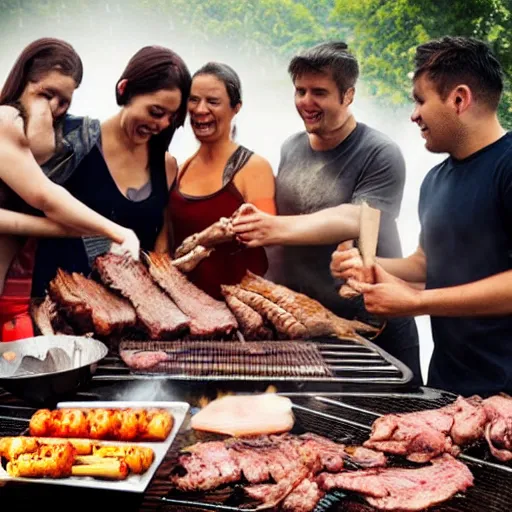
[0,37,83,106]
[414,36,504,111]
[288,42,359,99]
[193,62,242,108]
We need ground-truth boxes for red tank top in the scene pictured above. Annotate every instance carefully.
[168,146,268,299]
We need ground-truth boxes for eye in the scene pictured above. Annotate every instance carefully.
[149,107,165,118]
[295,89,306,97]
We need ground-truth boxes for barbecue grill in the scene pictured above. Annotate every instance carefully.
[0,387,511,511]
[91,336,414,393]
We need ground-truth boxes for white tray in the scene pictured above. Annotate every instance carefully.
[0,400,189,493]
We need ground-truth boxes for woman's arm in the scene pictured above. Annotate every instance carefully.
[0,208,79,237]
[0,119,139,256]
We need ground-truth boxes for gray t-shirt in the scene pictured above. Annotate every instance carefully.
[268,123,420,365]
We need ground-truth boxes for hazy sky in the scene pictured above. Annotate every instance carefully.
[0,5,445,380]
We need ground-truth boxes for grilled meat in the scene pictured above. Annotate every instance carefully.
[221,285,273,340]
[364,396,487,462]
[483,394,512,461]
[281,476,325,512]
[145,252,238,337]
[171,245,213,272]
[48,269,137,336]
[94,253,189,339]
[318,454,474,511]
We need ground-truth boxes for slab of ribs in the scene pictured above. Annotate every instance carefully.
[33,251,377,343]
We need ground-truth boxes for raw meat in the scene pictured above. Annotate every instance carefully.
[483,394,512,461]
[190,394,295,436]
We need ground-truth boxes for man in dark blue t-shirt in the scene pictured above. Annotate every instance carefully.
[333,36,512,397]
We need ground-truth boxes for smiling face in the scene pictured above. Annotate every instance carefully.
[188,74,239,143]
[118,85,182,145]
[19,69,77,121]
[411,74,461,155]
[293,70,353,137]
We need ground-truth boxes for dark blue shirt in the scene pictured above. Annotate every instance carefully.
[419,132,512,396]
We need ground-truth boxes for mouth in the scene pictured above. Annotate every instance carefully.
[136,125,155,138]
[419,125,429,138]
[191,119,216,136]
[300,111,323,124]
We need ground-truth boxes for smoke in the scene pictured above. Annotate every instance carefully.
[0,4,443,381]
[112,379,169,402]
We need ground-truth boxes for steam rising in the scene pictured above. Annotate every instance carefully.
[0,5,442,381]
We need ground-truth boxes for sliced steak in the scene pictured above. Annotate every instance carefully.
[48,269,137,336]
[221,285,273,339]
[281,476,325,512]
[483,394,512,461]
[145,252,237,337]
[94,253,189,339]
[318,454,474,511]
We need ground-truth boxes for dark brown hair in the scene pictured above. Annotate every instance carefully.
[193,62,242,108]
[116,45,191,169]
[414,36,503,111]
[0,37,83,106]
[288,41,359,100]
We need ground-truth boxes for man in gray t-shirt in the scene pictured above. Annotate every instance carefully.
[234,42,421,384]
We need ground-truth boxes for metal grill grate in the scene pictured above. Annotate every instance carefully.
[93,337,413,387]
[163,394,512,512]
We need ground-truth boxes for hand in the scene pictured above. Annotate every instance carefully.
[110,229,140,261]
[232,204,283,247]
[330,240,366,281]
[19,82,62,120]
[348,265,423,317]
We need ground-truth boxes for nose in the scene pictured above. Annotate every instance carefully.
[157,117,172,132]
[296,91,315,110]
[411,105,420,123]
[192,99,209,115]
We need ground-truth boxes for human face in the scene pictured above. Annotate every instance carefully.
[294,71,352,136]
[20,69,76,121]
[119,87,182,144]
[188,74,239,142]
[411,74,460,154]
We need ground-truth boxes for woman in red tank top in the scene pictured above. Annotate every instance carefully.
[159,62,276,299]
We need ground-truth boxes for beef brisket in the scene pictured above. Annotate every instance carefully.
[94,253,189,339]
[318,454,474,511]
[221,285,273,339]
[48,269,137,336]
[31,296,73,336]
[145,252,238,337]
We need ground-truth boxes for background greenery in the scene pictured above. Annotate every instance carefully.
[1,0,511,126]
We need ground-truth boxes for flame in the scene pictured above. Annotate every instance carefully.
[197,385,278,409]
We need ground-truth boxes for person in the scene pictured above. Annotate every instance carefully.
[332,36,512,397]
[160,62,276,299]
[233,42,422,385]
[32,45,192,298]
[0,37,139,342]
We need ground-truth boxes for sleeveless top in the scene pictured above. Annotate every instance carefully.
[31,142,169,297]
[168,145,268,300]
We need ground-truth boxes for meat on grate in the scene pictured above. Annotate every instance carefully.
[363,395,488,462]
[145,252,238,337]
[221,285,273,339]
[119,340,333,377]
[239,272,378,339]
[317,454,474,511]
[483,394,512,462]
[94,253,189,339]
[48,269,137,336]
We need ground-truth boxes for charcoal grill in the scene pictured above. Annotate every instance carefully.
[91,336,414,393]
[160,392,512,512]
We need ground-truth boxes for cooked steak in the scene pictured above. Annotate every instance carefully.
[145,252,237,337]
[281,476,325,512]
[94,253,189,339]
[48,269,137,336]
[221,285,273,339]
[363,396,487,462]
[318,454,474,511]
[120,350,170,371]
[483,394,512,461]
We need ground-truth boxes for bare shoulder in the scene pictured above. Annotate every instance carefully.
[164,152,178,187]
[243,152,275,177]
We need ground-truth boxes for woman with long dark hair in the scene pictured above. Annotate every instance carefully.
[32,46,192,298]
[0,37,140,341]
[161,62,276,299]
